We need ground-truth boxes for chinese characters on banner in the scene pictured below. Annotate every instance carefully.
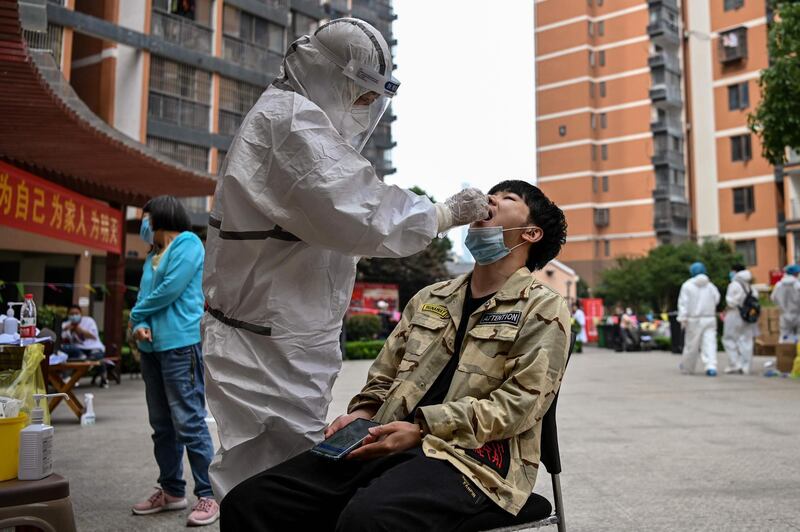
[348,282,400,315]
[0,161,123,254]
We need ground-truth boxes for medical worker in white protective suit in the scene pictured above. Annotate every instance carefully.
[770,264,800,343]
[678,262,721,376]
[723,265,759,374]
[202,18,489,499]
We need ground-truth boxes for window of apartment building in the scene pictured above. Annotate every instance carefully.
[601,144,608,160]
[223,5,285,71]
[559,125,567,137]
[724,0,744,11]
[594,208,610,227]
[727,82,750,110]
[733,186,755,214]
[292,11,318,40]
[599,50,606,66]
[219,77,263,136]
[602,175,609,191]
[598,21,605,36]
[592,145,598,161]
[589,81,595,98]
[147,136,209,172]
[592,175,599,193]
[588,21,594,37]
[151,0,213,53]
[591,114,597,130]
[600,112,607,129]
[730,134,752,162]
[719,27,748,63]
[604,239,610,256]
[148,56,211,131]
[735,240,757,266]
[589,51,596,67]
[599,81,607,97]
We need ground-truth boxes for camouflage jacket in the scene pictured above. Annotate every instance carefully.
[348,267,570,515]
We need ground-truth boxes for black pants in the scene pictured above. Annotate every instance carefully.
[221,446,532,532]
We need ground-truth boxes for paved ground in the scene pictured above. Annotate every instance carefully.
[49,347,799,531]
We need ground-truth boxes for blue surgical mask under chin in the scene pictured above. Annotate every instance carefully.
[465,226,535,266]
[140,217,154,245]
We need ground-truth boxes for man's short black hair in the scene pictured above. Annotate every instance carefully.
[488,180,568,271]
[143,195,191,233]
[68,304,81,313]
[732,264,746,272]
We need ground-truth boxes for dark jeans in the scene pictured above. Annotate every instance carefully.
[60,344,107,380]
[221,446,544,532]
[140,343,214,498]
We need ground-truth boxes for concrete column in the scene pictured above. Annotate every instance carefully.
[73,250,92,309]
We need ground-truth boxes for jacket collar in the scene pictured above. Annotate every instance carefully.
[431,267,537,302]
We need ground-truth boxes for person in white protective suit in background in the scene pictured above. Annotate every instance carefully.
[770,264,800,343]
[723,264,759,374]
[678,262,721,376]
[202,18,489,500]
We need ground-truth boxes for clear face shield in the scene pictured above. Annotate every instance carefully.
[340,60,399,152]
[309,36,400,152]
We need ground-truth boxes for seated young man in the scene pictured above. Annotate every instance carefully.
[221,180,570,532]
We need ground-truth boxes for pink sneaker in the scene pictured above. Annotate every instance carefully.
[187,497,220,527]
[131,487,187,515]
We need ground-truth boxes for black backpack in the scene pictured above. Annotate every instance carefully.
[737,281,761,323]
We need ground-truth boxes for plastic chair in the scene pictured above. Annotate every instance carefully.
[0,474,77,532]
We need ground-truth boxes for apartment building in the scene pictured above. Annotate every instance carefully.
[38,0,396,215]
[536,0,784,286]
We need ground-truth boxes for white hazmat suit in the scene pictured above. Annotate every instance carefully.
[723,270,759,373]
[202,18,487,499]
[770,273,800,343]
[678,273,720,374]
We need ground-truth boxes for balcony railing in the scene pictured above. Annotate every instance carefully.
[653,183,686,201]
[648,52,680,73]
[647,13,680,46]
[148,91,210,131]
[719,27,748,63]
[649,84,682,108]
[223,34,283,75]
[652,149,684,168]
[22,24,63,65]
[151,9,213,54]
[219,110,245,137]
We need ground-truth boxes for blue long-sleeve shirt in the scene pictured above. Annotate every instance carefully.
[131,231,205,353]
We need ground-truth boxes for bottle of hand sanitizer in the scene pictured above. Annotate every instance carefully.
[81,393,95,426]
[18,393,69,480]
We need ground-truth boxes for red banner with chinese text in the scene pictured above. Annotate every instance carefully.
[0,161,123,254]
[580,297,604,343]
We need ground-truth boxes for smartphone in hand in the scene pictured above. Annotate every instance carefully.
[311,418,381,460]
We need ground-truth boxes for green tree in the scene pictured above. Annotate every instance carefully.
[356,187,453,308]
[748,1,800,164]
[596,240,743,312]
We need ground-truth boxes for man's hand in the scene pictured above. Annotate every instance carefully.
[347,421,422,460]
[324,408,376,439]
[134,328,152,342]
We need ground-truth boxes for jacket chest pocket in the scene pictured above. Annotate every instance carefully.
[404,313,448,359]
[457,324,519,383]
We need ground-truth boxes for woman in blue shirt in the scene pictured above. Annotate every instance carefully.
[128,196,218,526]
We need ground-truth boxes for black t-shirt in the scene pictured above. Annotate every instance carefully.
[405,283,495,423]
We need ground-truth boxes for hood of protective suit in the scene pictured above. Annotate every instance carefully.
[275,18,397,149]
[734,270,753,284]
[692,273,711,287]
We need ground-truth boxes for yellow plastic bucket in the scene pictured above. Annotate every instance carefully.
[0,413,27,481]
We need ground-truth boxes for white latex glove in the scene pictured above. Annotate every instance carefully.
[434,188,489,233]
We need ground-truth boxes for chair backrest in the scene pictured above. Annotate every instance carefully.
[539,333,575,475]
